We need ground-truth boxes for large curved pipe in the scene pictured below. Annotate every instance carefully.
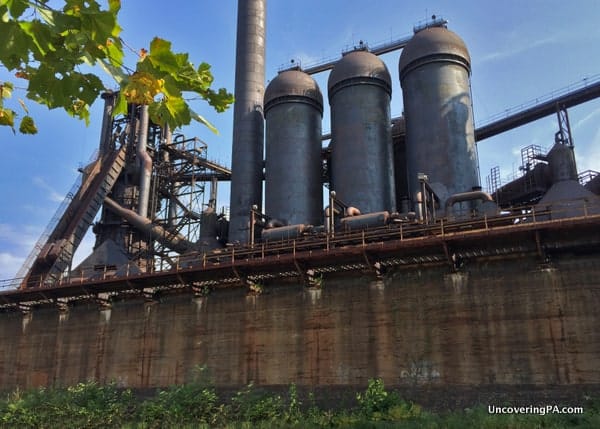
[445,191,494,213]
[137,105,152,217]
[104,197,194,254]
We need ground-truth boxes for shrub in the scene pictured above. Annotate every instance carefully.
[356,378,421,422]
[228,382,284,423]
[138,383,222,428]
[0,382,134,429]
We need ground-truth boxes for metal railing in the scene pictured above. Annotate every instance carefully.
[2,199,599,292]
[10,150,101,289]
[475,74,600,129]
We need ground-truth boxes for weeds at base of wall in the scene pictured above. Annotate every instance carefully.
[1,375,600,428]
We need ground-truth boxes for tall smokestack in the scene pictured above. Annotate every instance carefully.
[228,0,266,244]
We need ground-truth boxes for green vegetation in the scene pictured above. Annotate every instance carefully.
[1,377,599,428]
[0,0,233,134]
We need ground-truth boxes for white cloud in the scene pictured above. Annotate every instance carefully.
[32,176,65,203]
[576,128,600,173]
[574,107,600,130]
[477,36,557,65]
[0,221,97,283]
[0,223,41,253]
[0,223,44,282]
[0,252,25,281]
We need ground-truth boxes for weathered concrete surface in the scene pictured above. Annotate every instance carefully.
[1,254,599,391]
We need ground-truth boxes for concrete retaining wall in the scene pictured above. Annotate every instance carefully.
[1,254,599,390]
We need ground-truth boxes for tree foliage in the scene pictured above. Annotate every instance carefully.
[0,0,233,134]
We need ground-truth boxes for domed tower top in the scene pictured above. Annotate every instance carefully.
[328,49,392,98]
[264,69,323,114]
[399,27,471,79]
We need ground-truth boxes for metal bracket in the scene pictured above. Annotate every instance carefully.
[442,240,462,271]
[56,298,69,313]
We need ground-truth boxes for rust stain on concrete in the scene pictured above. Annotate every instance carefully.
[1,255,599,390]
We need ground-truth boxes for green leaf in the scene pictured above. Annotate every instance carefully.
[204,88,234,112]
[0,20,33,69]
[113,90,128,117]
[0,107,16,131]
[149,96,190,130]
[122,71,162,105]
[64,0,99,14]
[190,109,218,134]
[97,57,126,85]
[104,37,124,68]
[4,0,29,19]
[148,37,179,74]
[1,0,232,135]
[80,9,120,42]
[63,72,104,105]
[0,81,13,99]
[19,19,56,57]
[18,115,37,134]
[108,0,121,14]
[160,74,182,98]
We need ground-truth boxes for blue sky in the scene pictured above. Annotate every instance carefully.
[1,0,599,280]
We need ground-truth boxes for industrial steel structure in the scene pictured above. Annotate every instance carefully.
[264,69,324,228]
[328,49,396,216]
[2,0,600,400]
[1,0,600,361]
[399,27,480,214]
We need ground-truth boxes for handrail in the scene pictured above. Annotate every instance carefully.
[11,149,101,288]
[1,199,599,292]
[475,74,600,128]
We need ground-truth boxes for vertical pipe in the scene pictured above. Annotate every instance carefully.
[228,0,266,243]
[161,125,179,228]
[137,105,152,217]
[98,92,116,156]
[209,176,218,210]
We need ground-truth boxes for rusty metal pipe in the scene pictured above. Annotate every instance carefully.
[445,191,493,213]
[137,105,152,217]
[98,92,116,156]
[104,197,194,254]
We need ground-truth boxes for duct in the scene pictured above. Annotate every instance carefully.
[266,219,286,228]
[261,224,307,242]
[444,191,493,213]
[104,197,195,254]
[136,105,152,217]
[340,211,390,231]
[228,0,266,244]
[98,92,117,156]
[346,207,361,216]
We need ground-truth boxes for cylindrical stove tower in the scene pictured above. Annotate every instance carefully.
[228,0,266,243]
[328,49,395,214]
[399,26,480,211]
[264,69,323,226]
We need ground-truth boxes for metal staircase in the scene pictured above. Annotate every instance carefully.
[20,145,127,288]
